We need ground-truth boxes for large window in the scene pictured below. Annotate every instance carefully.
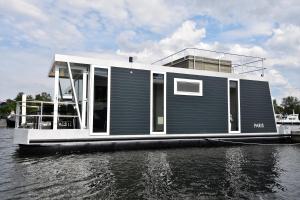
[93,68,108,132]
[229,80,240,132]
[152,73,165,132]
[174,78,203,96]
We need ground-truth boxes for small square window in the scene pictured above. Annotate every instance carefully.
[174,78,203,96]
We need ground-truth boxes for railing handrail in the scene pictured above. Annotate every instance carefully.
[16,100,76,105]
[150,47,266,76]
[151,47,265,65]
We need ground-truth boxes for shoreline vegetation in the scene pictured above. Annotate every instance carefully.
[0,92,51,118]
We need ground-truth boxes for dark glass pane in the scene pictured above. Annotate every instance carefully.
[230,80,239,131]
[93,68,108,132]
[153,73,164,132]
[177,81,200,93]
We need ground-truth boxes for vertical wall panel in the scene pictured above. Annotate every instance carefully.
[240,80,277,133]
[167,73,228,134]
[110,67,150,135]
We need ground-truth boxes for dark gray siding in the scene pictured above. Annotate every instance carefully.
[167,73,228,134]
[240,80,276,133]
[110,67,150,135]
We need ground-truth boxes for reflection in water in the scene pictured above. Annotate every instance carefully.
[142,152,174,199]
[224,147,245,198]
[10,154,116,199]
[0,129,299,199]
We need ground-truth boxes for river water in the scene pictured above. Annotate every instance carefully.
[1,129,300,199]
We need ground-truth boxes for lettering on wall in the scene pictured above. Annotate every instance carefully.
[253,123,264,128]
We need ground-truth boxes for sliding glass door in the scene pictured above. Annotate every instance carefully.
[90,66,110,135]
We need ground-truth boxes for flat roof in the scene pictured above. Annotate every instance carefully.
[49,54,267,82]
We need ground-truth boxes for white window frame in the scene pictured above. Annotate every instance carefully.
[89,65,111,136]
[53,65,88,130]
[150,71,167,135]
[174,78,203,96]
[228,78,241,134]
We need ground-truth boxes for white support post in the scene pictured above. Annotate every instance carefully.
[39,102,43,129]
[89,66,94,133]
[53,66,59,130]
[81,69,88,128]
[21,94,27,125]
[67,62,83,129]
[15,102,20,128]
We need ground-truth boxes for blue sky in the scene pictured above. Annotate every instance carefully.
[0,0,300,102]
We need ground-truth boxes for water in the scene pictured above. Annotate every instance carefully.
[1,129,300,199]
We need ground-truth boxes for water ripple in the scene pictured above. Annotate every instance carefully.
[1,129,300,199]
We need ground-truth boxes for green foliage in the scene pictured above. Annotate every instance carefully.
[0,100,16,117]
[273,99,284,114]
[0,92,52,117]
[281,96,300,115]
[273,96,300,119]
[35,92,52,101]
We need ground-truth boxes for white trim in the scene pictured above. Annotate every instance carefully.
[268,83,278,133]
[53,66,59,130]
[52,54,268,82]
[17,129,281,145]
[67,62,83,129]
[81,69,88,128]
[21,94,27,125]
[228,78,241,133]
[88,66,94,132]
[174,78,203,96]
[90,65,110,136]
[150,71,167,135]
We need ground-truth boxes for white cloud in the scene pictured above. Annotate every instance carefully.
[0,0,47,21]
[266,69,289,87]
[117,20,206,63]
[263,24,300,69]
[0,0,300,101]
[159,21,206,49]
[266,24,300,53]
[116,30,138,51]
[126,0,188,32]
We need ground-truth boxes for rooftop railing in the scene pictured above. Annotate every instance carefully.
[151,47,266,76]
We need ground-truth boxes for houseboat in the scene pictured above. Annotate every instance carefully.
[13,48,281,147]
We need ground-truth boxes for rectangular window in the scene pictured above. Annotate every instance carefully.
[174,78,203,96]
[152,73,165,132]
[93,68,108,132]
[229,80,240,132]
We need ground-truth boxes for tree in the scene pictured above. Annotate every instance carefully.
[0,92,52,117]
[273,99,283,114]
[14,92,33,101]
[35,92,52,101]
[281,96,300,115]
[0,99,16,117]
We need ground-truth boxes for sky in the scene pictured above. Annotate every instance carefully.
[0,0,300,102]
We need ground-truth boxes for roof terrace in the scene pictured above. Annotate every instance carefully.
[151,48,266,76]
